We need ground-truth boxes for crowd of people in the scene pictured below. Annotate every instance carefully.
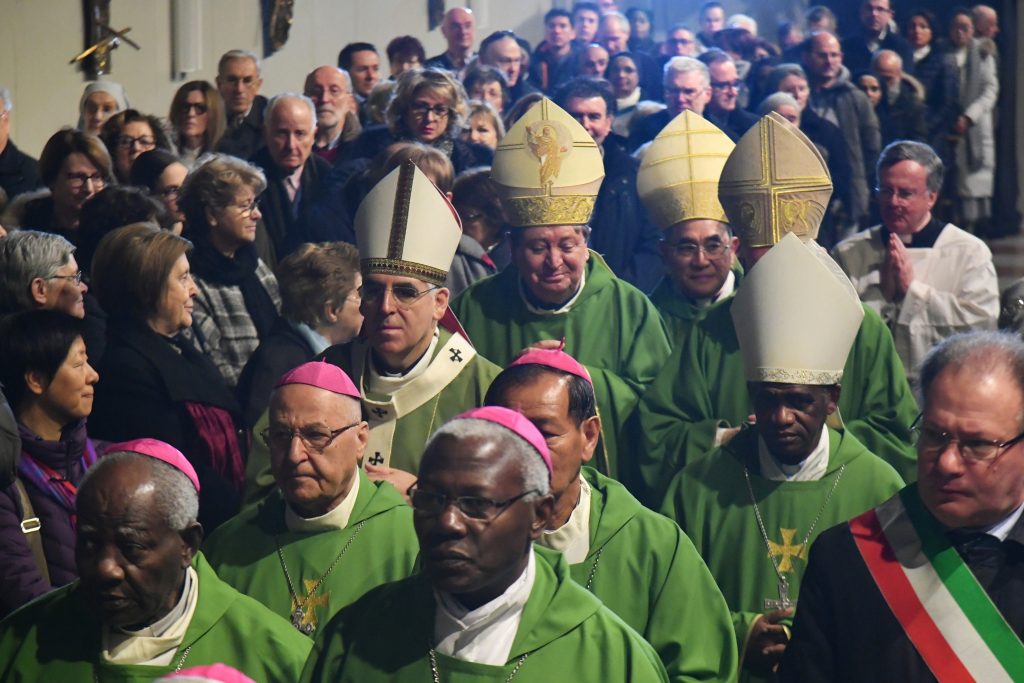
[0,1,1020,682]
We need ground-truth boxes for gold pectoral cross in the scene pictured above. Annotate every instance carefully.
[767,528,807,573]
[290,578,330,635]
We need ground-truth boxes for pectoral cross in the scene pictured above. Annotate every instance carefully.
[368,452,384,466]
[764,576,795,611]
[290,579,330,635]
[767,528,807,573]
[449,348,463,362]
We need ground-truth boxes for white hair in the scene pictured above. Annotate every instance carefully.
[80,452,199,531]
[266,92,317,129]
[759,92,800,115]
[727,14,758,35]
[663,56,710,89]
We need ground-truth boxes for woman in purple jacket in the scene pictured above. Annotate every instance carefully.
[0,310,99,617]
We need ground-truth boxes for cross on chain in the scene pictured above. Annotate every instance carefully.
[449,348,463,362]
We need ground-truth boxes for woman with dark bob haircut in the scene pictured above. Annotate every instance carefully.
[99,108,174,184]
[0,310,99,617]
[342,68,493,174]
[88,224,244,531]
[168,80,227,168]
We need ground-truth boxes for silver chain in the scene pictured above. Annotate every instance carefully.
[275,520,366,633]
[584,547,604,590]
[93,645,191,682]
[743,464,846,582]
[429,648,528,682]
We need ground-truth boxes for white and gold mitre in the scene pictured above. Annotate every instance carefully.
[637,110,735,230]
[491,98,604,227]
[718,112,832,248]
[355,160,462,286]
[731,233,863,385]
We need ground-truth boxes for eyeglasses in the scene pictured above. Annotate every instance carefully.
[711,79,743,91]
[234,199,261,218]
[911,413,1024,463]
[358,282,440,308]
[157,185,182,199]
[183,102,208,114]
[260,422,361,453]
[117,135,156,149]
[65,172,106,190]
[407,485,540,521]
[667,239,730,260]
[875,186,923,202]
[48,270,84,285]
[410,102,450,119]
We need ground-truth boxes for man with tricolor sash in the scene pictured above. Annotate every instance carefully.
[782,331,1024,682]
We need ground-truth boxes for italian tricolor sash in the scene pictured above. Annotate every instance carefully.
[849,487,1024,682]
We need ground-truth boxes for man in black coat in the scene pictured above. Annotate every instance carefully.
[840,0,914,76]
[215,50,268,160]
[0,87,39,203]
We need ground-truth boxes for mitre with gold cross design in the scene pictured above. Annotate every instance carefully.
[718,111,833,248]
[490,98,604,227]
[637,110,735,230]
[354,160,463,286]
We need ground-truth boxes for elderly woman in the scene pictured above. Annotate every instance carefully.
[0,231,87,320]
[237,241,362,426]
[2,130,112,239]
[462,100,505,151]
[130,148,188,234]
[99,109,174,184]
[88,224,243,531]
[168,80,226,168]
[178,155,281,389]
[0,310,99,617]
[463,65,510,114]
[343,68,493,174]
[77,81,128,136]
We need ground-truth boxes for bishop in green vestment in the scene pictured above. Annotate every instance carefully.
[0,442,311,682]
[303,406,668,682]
[485,348,737,682]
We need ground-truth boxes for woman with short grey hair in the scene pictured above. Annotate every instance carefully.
[0,230,85,319]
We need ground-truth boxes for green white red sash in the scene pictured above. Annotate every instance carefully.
[850,487,1024,682]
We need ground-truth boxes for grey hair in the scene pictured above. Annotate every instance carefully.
[266,92,317,129]
[726,13,758,34]
[0,84,11,111]
[871,49,902,71]
[599,11,630,33]
[918,331,1024,425]
[759,92,800,116]
[663,56,710,89]
[218,49,261,76]
[425,418,551,495]
[79,451,199,531]
[765,63,807,95]
[0,230,76,315]
[876,140,944,193]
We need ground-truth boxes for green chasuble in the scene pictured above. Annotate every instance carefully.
[660,427,903,682]
[204,468,419,636]
[565,468,737,683]
[0,553,311,682]
[452,252,672,484]
[649,263,744,346]
[301,546,669,682]
[636,300,918,503]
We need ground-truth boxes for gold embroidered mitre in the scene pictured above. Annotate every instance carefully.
[718,112,832,248]
[637,111,735,230]
[354,160,462,286]
[731,233,864,385]
[491,98,604,227]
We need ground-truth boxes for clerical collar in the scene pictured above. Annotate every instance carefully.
[879,215,945,249]
[539,475,591,564]
[758,428,830,482]
[676,269,735,308]
[433,550,536,665]
[367,328,439,395]
[285,471,360,532]
[518,268,586,315]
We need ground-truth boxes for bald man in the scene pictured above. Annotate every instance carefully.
[870,50,926,145]
[426,7,476,79]
[303,66,361,166]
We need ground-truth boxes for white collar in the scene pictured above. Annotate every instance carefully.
[913,45,931,62]
[518,268,587,316]
[977,503,1024,542]
[284,471,361,532]
[433,551,536,665]
[616,88,641,112]
[758,428,830,482]
[538,475,591,564]
[366,328,440,395]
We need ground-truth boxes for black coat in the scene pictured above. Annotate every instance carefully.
[627,108,671,151]
[216,94,267,161]
[0,141,39,202]
[913,48,961,162]
[236,317,316,428]
[876,81,928,146]
[90,322,243,531]
[841,30,915,76]
[339,125,494,176]
[780,502,1024,683]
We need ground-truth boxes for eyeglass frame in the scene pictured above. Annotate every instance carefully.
[117,135,157,149]
[47,270,84,285]
[64,172,107,190]
[231,198,261,218]
[260,421,361,454]
[406,485,541,521]
[182,102,208,114]
[910,412,1024,463]
[409,102,451,119]
[710,79,743,91]
[357,282,441,309]
[664,238,731,260]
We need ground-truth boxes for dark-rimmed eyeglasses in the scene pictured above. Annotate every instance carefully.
[711,79,742,91]
[410,102,450,119]
[260,422,361,453]
[407,485,540,521]
[183,102,208,114]
[117,135,156,149]
[65,172,106,190]
[358,282,440,308]
[910,413,1024,463]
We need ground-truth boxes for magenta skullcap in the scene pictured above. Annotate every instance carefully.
[507,341,592,384]
[102,438,200,492]
[455,406,553,475]
[274,360,360,398]
[157,664,256,683]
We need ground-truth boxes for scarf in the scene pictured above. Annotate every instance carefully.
[17,420,97,524]
[189,237,278,339]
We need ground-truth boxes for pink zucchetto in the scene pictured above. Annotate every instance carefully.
[507,341,592,384]
[157,664,257,683]
[274,360,360,399]
[454,406,553,475]
[102,438,200,492]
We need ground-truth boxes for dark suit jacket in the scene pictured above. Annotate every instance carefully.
[216,94,268,161]
[841,30,915,76]
[236,317,316,427]
[0,141,39,202]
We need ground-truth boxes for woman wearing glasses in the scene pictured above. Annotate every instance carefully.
[178,155,281,389]
[343,68,493,175]
[89,224,244,532]
[98,109,174,183]
[168,80,227,169]
[130,148,189,235]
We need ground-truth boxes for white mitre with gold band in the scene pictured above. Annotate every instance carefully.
[355,160,462,286]
[491,98,604,227]
[637,110,735,230]
[731,232,863,386]
[718,112,832,248]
